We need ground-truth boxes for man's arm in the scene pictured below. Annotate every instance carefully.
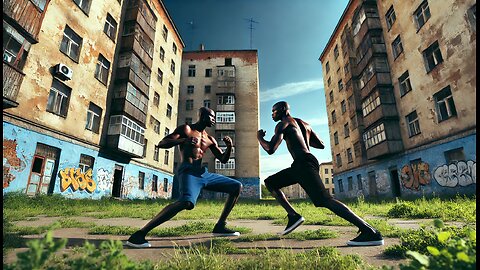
[209,135,232,163]
[309,128,325,149]
[157,125,189,149]
[257,122,286,155]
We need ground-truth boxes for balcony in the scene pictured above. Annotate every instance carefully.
[363,103,399,129]
[353,17,382,47]
[121,34,153,68]
[106,134,144,158]
[111,98,147,127]
[3,63,25,109]
[356,44,387,75]
[364,120,403,160]
[360,72,392,99]
[216,104,235,111]
[116,67,149,96]
[215,169,235,177]
[124,6,156,41]
[215,122,235,130]
[107,115,145,158]
[3,0,46,42]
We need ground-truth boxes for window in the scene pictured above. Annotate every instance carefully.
[151,116,160,134]
[153,92,160,107]
[352,8,367,36]
[159,47,165,61]
[187,85,194,94]
[336,154,342,167]
[414,0,431,30]
[325,168,329,174]
[338,179,344,192]
[325,62,330,73]
[117,82,148,112]
[399,71,413,96]
[215,159,235,169]
[357,174,363,190]
[225,58,232,66]
[185,118,192,125]
[73,0,91,14]
[153,145,159,161]
[164,150,169,165]
[172,43,177,54]
[30,0,47,11]
[163,128,169,138]
[186,100,194,111]
[341,100,347,114]
[385,6,396,30]
[166,104,172,118]
[331,110,336,123]
[392,35,403,59]
[188,65,196,77]
[216,112,235,123]
[217,95,235,105]
[334,45,339,59]
[347,148,353,163]
[152,175,158,192]
[162,25,168,41]
[325,178,329,184]
[362,90,381,116]
[85,102,102,133]
[163,178,168,192]
[94,54,110,85]
[139,172,145,190]
[168,83,173,96]
[329,91,334,103]
[60,25,82,62]
[204,100,211,108]
[3,21,31,70]
[423,41,443,72]
[47,79,71,117]
[434,86,457,122]
[205,85,211,93]
[334,132,339,145]
[348,176,353,191]
[143,139,148,157]
[336,67,341,74]
[468,4,476,28]
[216,131,235,145]
[108,115,145,144]
[444,147,466,163]
[344,62,350,75]
[406,111,421,137]
[205,69,212,77]
[344,123,350,138]
[338,80,344,91]
[363,123,386,149]
[170,60,175,74]
[79,154,94,173]
[104,14,117,41]
[157,69,163,84]
[327,77,331,86]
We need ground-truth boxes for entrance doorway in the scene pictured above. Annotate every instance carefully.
[368,171,378,197]
[112,164,123,198]
[389,167,402,197]
[26,143,60,196]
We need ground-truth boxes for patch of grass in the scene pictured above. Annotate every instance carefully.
[365,218,404,238]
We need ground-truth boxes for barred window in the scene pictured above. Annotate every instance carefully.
[362,90,381,116]
[363,123,386,149]
[215,159,235,169]
[216,112,235,123]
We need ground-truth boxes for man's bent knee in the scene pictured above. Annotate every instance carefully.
[264,177,277,192]
[176,200,195,210]
[229,182,242,196]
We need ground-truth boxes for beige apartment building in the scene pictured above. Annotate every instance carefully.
[175,48,261,199]
[319,0,476,199]
[3,0,184,200]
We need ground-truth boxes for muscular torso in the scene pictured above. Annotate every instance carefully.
[179,127,213,164]
[282,118,311,160]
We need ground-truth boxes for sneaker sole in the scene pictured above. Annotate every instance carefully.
[212,232,240,237]
[124,241,152,248]
[281,216,305,236]
[346,239,384,246]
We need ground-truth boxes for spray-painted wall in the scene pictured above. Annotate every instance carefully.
[333,133,476,199]
[3,121,173,199]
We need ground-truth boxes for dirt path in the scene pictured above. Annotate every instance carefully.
[4,216,438,268]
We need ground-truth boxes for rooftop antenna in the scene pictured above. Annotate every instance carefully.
[244,18,259,49]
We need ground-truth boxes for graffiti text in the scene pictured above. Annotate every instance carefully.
[60,168,96,193]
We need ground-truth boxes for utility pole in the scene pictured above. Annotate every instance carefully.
[244,18,259,49]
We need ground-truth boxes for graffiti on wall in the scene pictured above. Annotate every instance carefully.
[122,176,137,197]
[60,168,96,193]
[434,160,476,187]
[96,168,113,191]
[400,161,431,190]
[3,139,27,188]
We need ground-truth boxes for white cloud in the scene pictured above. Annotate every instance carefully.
[260,80,324,103]
[259,153,293,183]
[302,116,329,127]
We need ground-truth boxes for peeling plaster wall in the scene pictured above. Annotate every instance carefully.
[333,133,476,200]
[3,122,173,199]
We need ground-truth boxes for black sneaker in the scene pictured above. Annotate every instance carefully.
[212,222,240,236]
[281,214,305,235]
[347,230,384,246]
[125,231,151,248]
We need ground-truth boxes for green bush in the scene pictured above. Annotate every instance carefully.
[387,202,417,218]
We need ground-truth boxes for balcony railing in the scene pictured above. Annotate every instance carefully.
[215,123,235,130]
[3,62,25,108]
[216,104,235,111]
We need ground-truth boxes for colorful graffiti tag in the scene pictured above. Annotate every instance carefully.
[400,161,431,190]
[433,160,476,187]
[59,168,96,193]
[96,168,113,191]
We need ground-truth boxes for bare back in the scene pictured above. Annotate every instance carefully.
[281,118,312,160]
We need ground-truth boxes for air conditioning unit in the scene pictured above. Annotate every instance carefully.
[54,63,73,80]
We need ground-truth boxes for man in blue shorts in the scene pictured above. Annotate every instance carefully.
[126,107,242,248]
[258,101,384,246]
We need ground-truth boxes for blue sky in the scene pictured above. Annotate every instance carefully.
[163,0,350,181]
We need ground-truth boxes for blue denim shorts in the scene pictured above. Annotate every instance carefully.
[177,163,242,208]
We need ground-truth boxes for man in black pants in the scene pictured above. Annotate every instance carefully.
[257,101,383,246]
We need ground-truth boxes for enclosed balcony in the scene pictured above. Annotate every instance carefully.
[107,115,145,158]
[363,120,403,160]
[121,22,154,68]
[362,87,398,129]
[3,63,25,108]
[124,0,157,41]
[4,0,48,42]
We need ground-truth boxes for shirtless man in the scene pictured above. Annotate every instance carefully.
[126,107,243,248]
[258,101,384,246]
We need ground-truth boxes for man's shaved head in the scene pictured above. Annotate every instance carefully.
[273,101,290,111]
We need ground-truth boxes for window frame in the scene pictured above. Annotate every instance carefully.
[60,25,82,62]
[85,102,102,133]
[46,79,71,117]
[94,54,110,85]
[414,0,431,31]
[385,5,396,30]
[406,110,421,137]
[103,13,118,41]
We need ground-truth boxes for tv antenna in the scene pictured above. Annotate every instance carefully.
[187,20,195,49]
[244,18,259,49]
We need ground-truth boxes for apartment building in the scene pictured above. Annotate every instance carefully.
[3,0,184,200]
[175,48,261,199]
[282,161,334,199]
[319,0,476,199]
